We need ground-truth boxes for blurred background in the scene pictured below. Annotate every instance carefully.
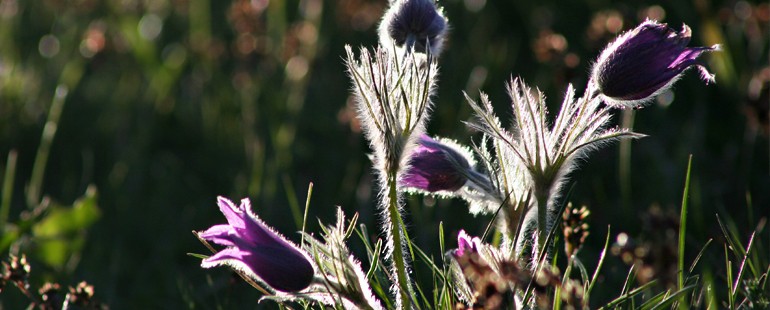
[0,0,767,308]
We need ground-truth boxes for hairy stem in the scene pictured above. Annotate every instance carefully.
[386,173,412,309]
[534,182,550,263]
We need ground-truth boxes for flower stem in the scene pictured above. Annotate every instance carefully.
[534,183,550,262]
[386,173,412,309]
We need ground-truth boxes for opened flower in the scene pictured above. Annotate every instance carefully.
[591,19,719,107]
[402,134,475,193]
[197,197,314,292]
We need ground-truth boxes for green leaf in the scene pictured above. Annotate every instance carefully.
[677,155,693,308]
[598,280,657,309]
[32,185,100,270]
[186,253,209,260]
[0,226,19,250]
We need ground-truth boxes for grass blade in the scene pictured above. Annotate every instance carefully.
[597,280,657,309]
[725,244,735,310]
[732,231,756,297]
[638,290,669,310]
[0,150,17,232]
[689,239,713,274]
[678,155,692,292]
[621,264,637,297]
[676,155,694,309]
[301,182,314,244]
[587,226,611,299]
[650,285,697,310]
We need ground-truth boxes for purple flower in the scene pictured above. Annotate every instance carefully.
[452,230,480,258]
[402,134,472,193]
[591,20,719,107]
[198,197,314,292]
[378,0,448,55]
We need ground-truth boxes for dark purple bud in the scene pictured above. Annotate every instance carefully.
[379,0,448,55]
[199,197,314,292]
[591,20,719,107]
[402,134,472,192]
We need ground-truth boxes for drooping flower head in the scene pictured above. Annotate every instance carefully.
[197,197,314,292]
[378,0,448,55]
[401,134,475,193]
[591,19,719,107]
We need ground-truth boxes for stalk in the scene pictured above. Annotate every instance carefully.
[534,182,550,258]
[385,172,412,309]
[0,150,18,231]
[27,85,69,207]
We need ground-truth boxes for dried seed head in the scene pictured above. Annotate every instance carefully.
[39,282,63,310]
[562,202,590,257]
[65,281,98,308]
[3,254,31,290]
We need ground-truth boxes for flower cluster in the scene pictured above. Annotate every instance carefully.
[194,5,718,309]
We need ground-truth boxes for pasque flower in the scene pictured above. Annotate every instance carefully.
[402,134,474,193]
[452,230,481,258]
[345,41,439,308]
[379,0,448,55]
[198,197,314,292]
[591,19,719,107]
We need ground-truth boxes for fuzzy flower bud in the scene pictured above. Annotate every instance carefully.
[402,134,474,193]
[452,230,480,258]
[591,19,719,107]
[378,0,448,55]
[198,197,314,292]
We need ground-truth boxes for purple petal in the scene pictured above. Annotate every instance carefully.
[199,224,238,246]
[217,196,246,229]
[222,197,288,247]
[202,247,249,266]
[403,153,465,191]
[402,135,471,192]
[452,230,481,259]
[244,244,315,292]
[455,230,474,256]
[203,244,314,292]
[238,210,296,249]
